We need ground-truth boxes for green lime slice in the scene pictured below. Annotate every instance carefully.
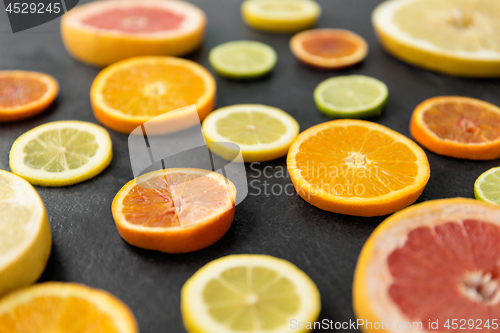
[314,75,389,118]
[475,167,500,205]
[209,41,277,79]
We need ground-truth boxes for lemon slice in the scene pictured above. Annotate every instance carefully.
[9,121,113,187]
[0,170,51,296]
[241,0,321,33]
[181,254,321,333]
[475,167,500,205]
[202,104,299,162]
[373,0,500,77]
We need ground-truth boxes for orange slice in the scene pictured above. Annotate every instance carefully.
[112,168,236,254]
[287,119,430,217]
[410,96,500,160]
[353,198,500,332]
[0,282,138,332]
[91,56,216,134]
[0,71,58,122]
[290,29,368,69]
[61,0,206,67]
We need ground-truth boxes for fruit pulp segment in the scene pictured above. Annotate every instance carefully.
[393,0,500,53]
[82,7,185,33]
[101,64,205,116]
[0,77,47,108]
[259,2,305,13]
[388,220,500,330]
[23,129,98,172]
[216,111,287,145]
[295,126,418,198]
[203,266,300,330]
[302,36,358,58]
[423,101,500,143]
[218,48,269,69]
[320,81,383,109]
[0,296,118,332]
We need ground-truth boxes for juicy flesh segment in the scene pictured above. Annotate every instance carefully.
[0,296,118,332]
[218,48,269,69]
[203,266,300,330]
[122,173,232,228]
[82,7,185,33]
[23,129,98,172]
[302,36,358,58]
[393,0,500,53]
[321,81,383,109]
[423,101,500,143]
[388,219,500,331]
[101,64,205,116]
[295,126,418,198]
[216,111,287,145]
[259,2,304,13]
[0,77,47,108]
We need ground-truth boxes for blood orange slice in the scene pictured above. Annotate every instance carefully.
[61,0,207,67]
[410,96,500,160]
[112,169,236,254]
[290,29,368,69]
[354,198,500,333]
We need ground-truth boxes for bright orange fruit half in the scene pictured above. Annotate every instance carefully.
[410,96,500,160]
[354,198,500,333]
[91,56,216,134]
[290,29,368,69]
[0,71,58,122]
[287,119,430,217]
[61,0,207,67]
[112,169,236,254]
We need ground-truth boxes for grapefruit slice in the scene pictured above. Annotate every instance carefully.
[354,198,500,332]
[290,29,368,69]
[410,96,500,160]
[112,169,236,254]
[61,0,207,67]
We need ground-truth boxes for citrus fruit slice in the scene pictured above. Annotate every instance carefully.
[410,96,500,160]
[91,56,216,134]
[287,119,430,217]
[209,41,277,79]
[475,167,500,205]
[353,198,500,332]
[61,0,206,67]
[112,168,236,254]
[290,29,369,69]
[314,75,388,118]
[0,170,51,297]
[9,121,113,187]
[241,0,321,33]
[202,104,300,163]
[181,254,321,333]
[0,71,58,122]
[0,282,138,332]
[373,0,500,77]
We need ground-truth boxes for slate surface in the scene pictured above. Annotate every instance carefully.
[1,0,500,332]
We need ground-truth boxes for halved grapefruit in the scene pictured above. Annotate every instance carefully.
[61,0,207,67]
[354,198,500,332]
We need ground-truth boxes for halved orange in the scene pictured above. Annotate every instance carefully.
[0,282,138,332]
[61,0,206,67]
[0,71,58,122]
[410,96,500,160]
[91,56,216,134]
[112,168,236,254]
[290,29,368,69]
[287,119,430,217]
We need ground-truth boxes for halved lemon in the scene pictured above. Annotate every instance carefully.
[9,121,113,187]
[181,254,321,333]
[475,167,500,205]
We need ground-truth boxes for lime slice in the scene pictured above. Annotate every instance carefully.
[202,104,299,162]
[314,75,388,118]
[9,121,113,187]
[475,167,500,205]
[209,41,277,79]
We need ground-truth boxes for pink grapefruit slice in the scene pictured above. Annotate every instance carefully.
[61,0,207,67]
[354,198,500,332]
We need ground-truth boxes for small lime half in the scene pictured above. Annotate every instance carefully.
[208,41,277,79]
[314,75,388,118]
[475,167,500,205]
